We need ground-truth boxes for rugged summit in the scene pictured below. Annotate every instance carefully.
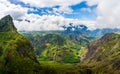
[0,15,17,31]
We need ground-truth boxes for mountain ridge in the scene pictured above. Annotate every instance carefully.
[82,33,120,73]
[0,15,17,32]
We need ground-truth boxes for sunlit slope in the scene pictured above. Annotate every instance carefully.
[83,33,120,73]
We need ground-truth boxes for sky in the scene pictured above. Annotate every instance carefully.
[0,0,120,31]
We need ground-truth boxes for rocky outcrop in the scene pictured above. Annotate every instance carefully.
[0,15,17,31]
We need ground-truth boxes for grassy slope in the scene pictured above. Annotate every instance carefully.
[20,31,120,74]
[0,31,91,74]
[83,33,120,74]
[21,32,90,63]
[35,34,81,63]
[0,31,42,74]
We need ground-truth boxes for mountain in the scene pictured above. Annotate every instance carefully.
[23,33,82,63]
[0,15,41,74]
[61,23,120,38]
[0,15,17,32]
[4,15,120,74]
[83,33,120,74]
[0,15,95,74]
[63,34,94,46]
[17,18,120,73]
[90,28,120,38]
[40,34,84,63]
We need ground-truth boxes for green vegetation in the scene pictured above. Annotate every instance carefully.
[0,31,42,74]
[39,61,94,74]
[79,47,87,58]
[1,15,120,74]
[0,15,92,74]
[0,15,41,74]
[21,30,120,74]
[21,31,92,63]
[31,33,81,63]
[83,33,120,74]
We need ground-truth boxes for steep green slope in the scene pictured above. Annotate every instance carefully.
[0,15,41,74]
[83,33,120,74]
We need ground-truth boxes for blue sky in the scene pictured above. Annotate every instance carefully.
[0,0,120,31]
[9,0,97,20]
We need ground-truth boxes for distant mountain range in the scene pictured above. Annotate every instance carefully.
[20,23,120,40]
[61,23,120,38]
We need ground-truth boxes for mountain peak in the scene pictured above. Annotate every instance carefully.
[1,15,12,20]
[0,15,17,32]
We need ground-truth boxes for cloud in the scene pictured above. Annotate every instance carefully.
[14,14,96,31]
[0,0,28,20]
[57,6,73,14]
[18,0,83,14]
[0,0,120,31]
[18,0,120,29]
[19,0,83,8]
[0,0,96,31]
[86,0,120,29]
[80,8,92,13]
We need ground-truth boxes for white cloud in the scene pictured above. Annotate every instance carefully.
[0,0,120,31]
[19,0,83,8]
[86,0,99,6]
[14,14,96,31]
[58,6,73,14]
[18,0,120,29]
[0,0,28,20]
[0,0,96,31]
[86,0,120,29]
[80,8,92,13]
[19,0,83,14]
